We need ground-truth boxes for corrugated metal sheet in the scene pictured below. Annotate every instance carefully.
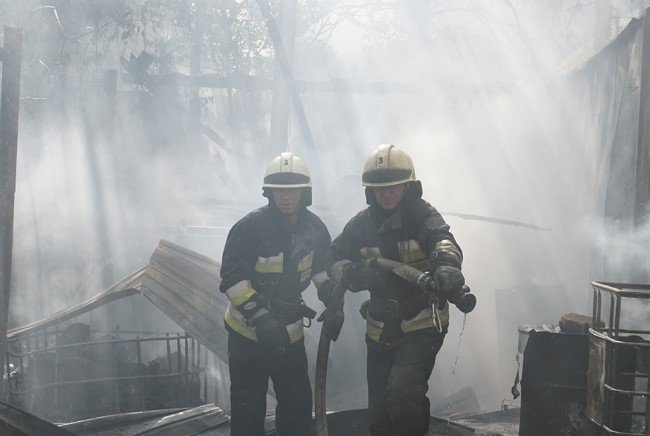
[141,240,228,363]
[8,239,230,363]
[59,404,235,435]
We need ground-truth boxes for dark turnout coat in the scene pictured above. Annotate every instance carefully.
[326,186,462,344]
[220,204,331,342]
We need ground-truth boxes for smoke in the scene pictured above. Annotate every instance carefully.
[4,0,650,418]
[301,0,650,410]
[584,214,650,282]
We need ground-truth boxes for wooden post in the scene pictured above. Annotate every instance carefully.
[0,26,22,396]
[256,0,326,197]
[190,0,205,130]
[269,0,297,158]
[101,70,118,142]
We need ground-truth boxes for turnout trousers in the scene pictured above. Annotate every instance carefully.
[228,331,314,436]
[367,330,445,436]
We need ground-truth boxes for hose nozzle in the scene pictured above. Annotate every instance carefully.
[447,285,476,313]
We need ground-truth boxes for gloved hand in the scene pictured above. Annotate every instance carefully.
[252,312,290,353]
[317,279,337,306]
[317,306,344,341]
[341,262,372,291]
[433,265,465,297]
[330,261,396,293]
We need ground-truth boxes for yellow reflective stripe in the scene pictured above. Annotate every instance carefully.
[249,307,269,322]
[402,317,434,333]
[230,287,257,308]
[435,239,463,263]
[399,251,427,265]
[360,247,381,260]
[401,308,433,333]
[400,305,449,334]
[255,253,284,273]
[312,271,328,287]
[330,260,351,284]
[398,239,428,265]
[286,320,304,342]
[298,251,314,272]
[225,280,254,300]
[225,303,257,341]
[366,314,384,342]
[224,303,304,343]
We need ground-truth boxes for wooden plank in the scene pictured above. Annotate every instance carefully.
[559,313,604,334]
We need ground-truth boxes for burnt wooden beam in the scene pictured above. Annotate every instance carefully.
[269,0,297,158]
[121,72,416,94]
[257,0,328,192]
[190,0,206,129]
[0,26,22,395]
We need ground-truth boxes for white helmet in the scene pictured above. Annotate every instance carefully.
[361,144,417,187]
[263,152,312,205]
[263,152,312,188]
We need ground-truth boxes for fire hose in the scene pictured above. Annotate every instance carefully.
[314,281,346,436]
[314,259,476,436]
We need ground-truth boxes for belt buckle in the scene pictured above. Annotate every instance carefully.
[383,299,399,320]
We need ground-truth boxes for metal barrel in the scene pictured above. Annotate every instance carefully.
[519,330,590,435]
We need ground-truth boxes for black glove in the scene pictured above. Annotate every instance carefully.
[340,262,377,292]
[331,261,396,293]
[317,279,337,306]
[317,306,344,341]
[237,293,268,319]
[433,265,465,297]
[252,312,290,353]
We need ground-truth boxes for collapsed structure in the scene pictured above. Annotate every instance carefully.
[4,240,229,423]
[0,3,650,436]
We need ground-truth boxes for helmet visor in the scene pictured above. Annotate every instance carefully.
[264,172,311,186]
[362,168,412,185]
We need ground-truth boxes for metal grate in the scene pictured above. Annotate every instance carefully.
[3,325,215,422]
[587,282,650,435]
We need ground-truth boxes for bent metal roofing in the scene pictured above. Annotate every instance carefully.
[8,239,230,363]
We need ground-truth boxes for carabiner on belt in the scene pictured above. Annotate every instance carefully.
[431,303,443,333]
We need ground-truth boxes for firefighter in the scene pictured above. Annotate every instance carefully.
[220,152,337,436]
[326,144,464,436]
